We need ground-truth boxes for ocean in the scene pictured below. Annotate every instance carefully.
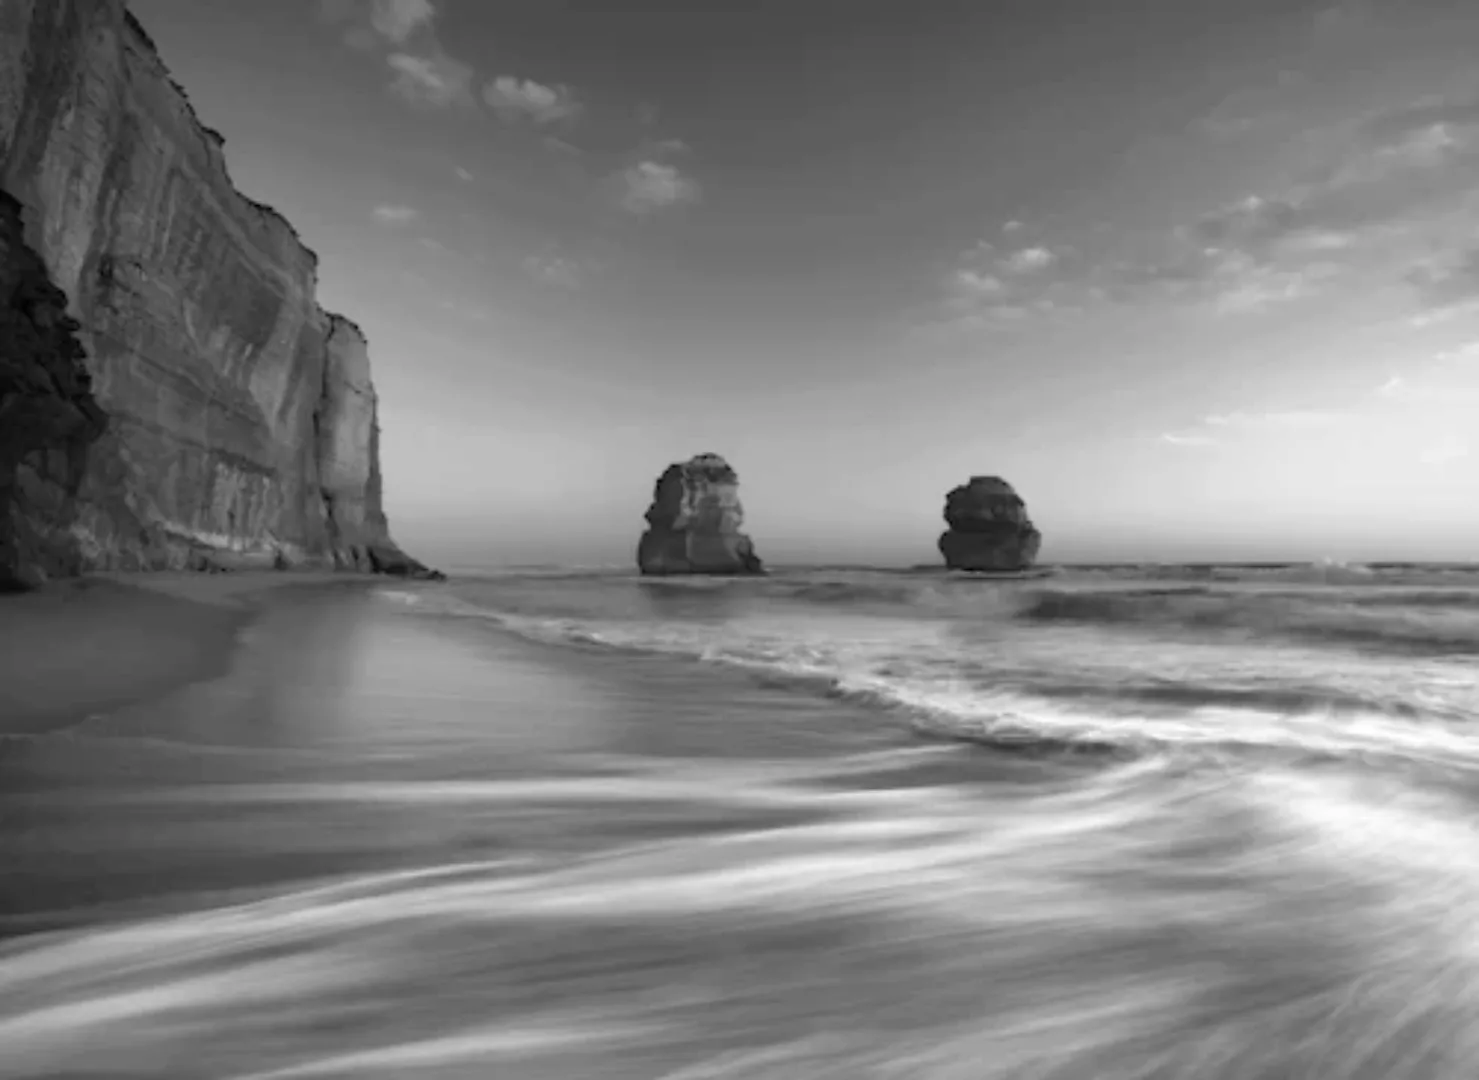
[2,562,1478,1078]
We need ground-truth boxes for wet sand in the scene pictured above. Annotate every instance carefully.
[0,579,888,935]
[0,572,376,736]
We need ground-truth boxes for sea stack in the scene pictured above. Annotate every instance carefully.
[938,475,1042,572]
[637,453,765,576]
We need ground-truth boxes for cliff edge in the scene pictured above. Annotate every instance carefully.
[0,0,438,587]
[937,475,1042,572]
[637,453,765,576]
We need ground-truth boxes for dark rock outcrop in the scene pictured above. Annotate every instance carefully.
[937,475,1042,572]
[0,193,108,590]
[637,453,765,576]
[0,0,442,585]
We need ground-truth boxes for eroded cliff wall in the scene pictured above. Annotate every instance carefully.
[0,0,427,584]
[0,192,107,589]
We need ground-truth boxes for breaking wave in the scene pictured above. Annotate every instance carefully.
[386,565,1479,768]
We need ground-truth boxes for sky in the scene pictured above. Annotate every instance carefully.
[129,0,1479,567]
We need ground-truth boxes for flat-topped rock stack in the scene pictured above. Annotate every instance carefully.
[938,475,1042,572]
[637,452,765,576]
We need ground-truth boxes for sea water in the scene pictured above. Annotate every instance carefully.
[1,563,1478,1078]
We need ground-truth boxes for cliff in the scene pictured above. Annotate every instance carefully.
[637,452,765,576]
[0,0,437,587]
[938,475,1042,572]
[0,192,108,590]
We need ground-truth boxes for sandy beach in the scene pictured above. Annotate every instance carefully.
[0,571,378,736]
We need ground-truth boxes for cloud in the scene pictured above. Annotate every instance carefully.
[1157,408,1345,448]
[928,235,1085,334]
[372,204,419,223]
[1005,246,1055,273]
[1203,409,1342,430]
[1436,340,1479,363]
[1356,95,1479,156]
[1407,246,1479,316]
[1159,432,1218,448]
[952,269,1006,297]
[387,51,474,107]
[1193,195,1304,250]
[1102,190,1361,315]
[619,161,699,214]
[319,0,436,44]
[369,0,435,43]
[1367,347,1479,407]
[523,254,586,289]
[1208,255,1342,314]
[484,76,581,125]
[319,1,478,110]
[1170,92,1479,317]
[455,166,474,181]
[932,84,1479,333]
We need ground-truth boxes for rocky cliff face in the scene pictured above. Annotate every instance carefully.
[938,475,1042,572]
[0,0,435,587]
[0,192,108,589]
[637,453,765,576]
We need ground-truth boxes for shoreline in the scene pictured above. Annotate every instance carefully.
[0,570,394,737]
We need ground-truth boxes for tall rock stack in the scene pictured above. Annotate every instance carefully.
[937,475,1042,572]
[637,452,765,576]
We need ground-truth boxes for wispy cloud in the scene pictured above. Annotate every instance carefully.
[1375,374,1409,398]
[319,0,477,109]
[1203,409,1343,430]
[1005,246,1055,273]
[927,239,1079,333]
[619,161,699,214]
[1157,407,1344,448]
[1436,340,1479,363]
[387,51,474,107]
[952,269,1006,298]
[1136,86,1479,320]
[319,0,437,46]
[369,0,435,43]
[523,254,588,289]
[484,76,581,125]
[454,166,474,182]
[1406,246,1479,322]
[372,203,419,223]
[1159,432,1218,448]
[1161,338,1479,462]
